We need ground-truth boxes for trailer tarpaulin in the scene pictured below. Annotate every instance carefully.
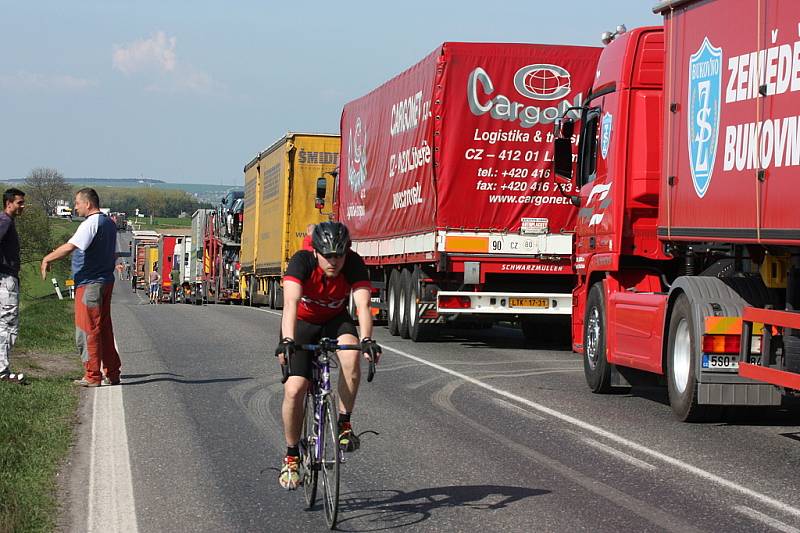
[339,42,601,240]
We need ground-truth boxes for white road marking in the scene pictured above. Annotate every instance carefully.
[379,344,800,519]
[490,397,545,421]
[581,437,657,471]
[251,306,800,519]
[87,387,138,533]
[735,505,800,533]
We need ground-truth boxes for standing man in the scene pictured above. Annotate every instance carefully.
[0,188,25,384]
[41,188,121,387]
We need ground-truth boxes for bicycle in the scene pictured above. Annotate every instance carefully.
[280,338,377,529]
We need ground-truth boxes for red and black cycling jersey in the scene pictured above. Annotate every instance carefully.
[284,250,371,324]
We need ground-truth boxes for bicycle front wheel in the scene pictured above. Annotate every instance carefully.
[301,392,318,508]
[320,394,340,529]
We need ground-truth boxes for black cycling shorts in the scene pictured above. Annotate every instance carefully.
[281,311,358,379]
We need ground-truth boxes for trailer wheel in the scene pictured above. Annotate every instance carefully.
[408,268,437,342]
[387,270,400,336]
[584,283,613,393]
[667,293,706,422]
[268,279,276,309]
[398,269,411,339]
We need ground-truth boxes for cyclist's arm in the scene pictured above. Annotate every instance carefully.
[281,279,303,340]
[352,286,373,339]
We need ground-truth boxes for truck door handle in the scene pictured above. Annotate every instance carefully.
[589,237,596,249]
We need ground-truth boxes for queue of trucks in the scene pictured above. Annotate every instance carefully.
[136,0,798,420]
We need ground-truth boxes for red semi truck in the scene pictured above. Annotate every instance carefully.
[330,42,601,342]
[553,0,800,421]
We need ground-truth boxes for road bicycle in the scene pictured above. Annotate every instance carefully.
[281,338,376,529]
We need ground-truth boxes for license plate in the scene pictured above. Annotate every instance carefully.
[509,297,548,308]
[702,354,762,370]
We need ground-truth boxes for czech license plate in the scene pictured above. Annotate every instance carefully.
[509,297,548,308]
[702,354,762,370]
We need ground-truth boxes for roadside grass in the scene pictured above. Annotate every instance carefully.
[0,256,80,532]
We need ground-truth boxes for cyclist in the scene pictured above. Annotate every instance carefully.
[274,221,381,489]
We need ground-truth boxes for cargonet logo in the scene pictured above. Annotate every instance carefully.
[346,117,367,192]
[513,64,572,101]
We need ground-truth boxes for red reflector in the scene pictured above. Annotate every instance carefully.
[421,309,438,319]
[702,334,741,354]
[439,295,471,309]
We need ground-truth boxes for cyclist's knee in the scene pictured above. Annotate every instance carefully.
[283,377,308,401]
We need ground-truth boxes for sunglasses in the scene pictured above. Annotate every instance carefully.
[320,253,344,260]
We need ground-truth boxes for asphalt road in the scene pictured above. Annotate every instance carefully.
[65,255,800,532]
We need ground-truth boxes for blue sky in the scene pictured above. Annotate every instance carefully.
[0,1,659,185]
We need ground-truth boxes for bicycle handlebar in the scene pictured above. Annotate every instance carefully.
[293,341,377,383]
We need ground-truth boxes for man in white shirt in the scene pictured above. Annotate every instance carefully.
[41,188,121,387]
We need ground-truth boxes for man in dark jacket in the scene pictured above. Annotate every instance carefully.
[0,188,25,383]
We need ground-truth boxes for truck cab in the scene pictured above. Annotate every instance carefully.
[554,18,791,420]
[558,26,670,352]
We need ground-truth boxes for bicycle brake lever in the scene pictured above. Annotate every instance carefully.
[367,359,376,383]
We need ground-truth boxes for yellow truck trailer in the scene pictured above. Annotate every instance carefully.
[240,132,339,307]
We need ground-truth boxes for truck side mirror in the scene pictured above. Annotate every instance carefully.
[315,177,327,210]
[553,138,573,180]
[555,117,575,139]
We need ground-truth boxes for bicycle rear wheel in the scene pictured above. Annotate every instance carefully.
[320,394,340,529]
[301,392,318,508]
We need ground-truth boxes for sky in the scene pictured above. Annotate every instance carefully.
[0,1,660,186]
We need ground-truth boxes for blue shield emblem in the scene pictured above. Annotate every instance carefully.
[687,37,722,198]
[600,112,612,160]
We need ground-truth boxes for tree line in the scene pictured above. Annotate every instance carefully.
[18,167,212,219]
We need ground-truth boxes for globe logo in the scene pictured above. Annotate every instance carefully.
[513,64,572,101]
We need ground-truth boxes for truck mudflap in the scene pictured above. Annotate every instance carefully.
[436,291,571,315]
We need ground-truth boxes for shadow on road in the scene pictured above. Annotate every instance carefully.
[333,485,549,531]
[120,373,252,386]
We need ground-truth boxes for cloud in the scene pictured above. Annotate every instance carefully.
[112,31,177,75]
[112,31,220,94]
[0,72,96,91]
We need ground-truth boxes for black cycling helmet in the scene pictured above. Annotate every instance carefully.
[311,221,351,256]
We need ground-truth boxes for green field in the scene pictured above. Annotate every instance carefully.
[130,216,191,230]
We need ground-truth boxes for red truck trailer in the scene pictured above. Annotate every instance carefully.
[332,42,601,342]
[553,0,800,421]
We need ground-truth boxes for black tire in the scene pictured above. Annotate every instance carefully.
[387,270,400,336]
[408,268,437,341]
[301,392,318,509]
[398,269,411,339]
[268,279,276,310]
[785,334,800,373]
[584,283,613,393]
[667,294,708,422]
[321,394,340,528]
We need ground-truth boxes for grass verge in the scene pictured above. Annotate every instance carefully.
[0,261,80,532]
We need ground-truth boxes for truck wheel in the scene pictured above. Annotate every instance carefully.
[784,334,800,373]
[268,279,276,309]
[667,293,707,422]
[387,270,400,336]
[408,268,437,342]
[584,283,613,393]
[398,269,411,339]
